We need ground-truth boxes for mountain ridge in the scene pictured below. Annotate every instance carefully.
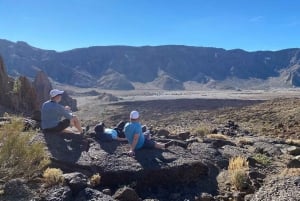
[1,39,300,90]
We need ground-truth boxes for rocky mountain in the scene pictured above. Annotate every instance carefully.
[0,56,77,114]
[1,39,300,89]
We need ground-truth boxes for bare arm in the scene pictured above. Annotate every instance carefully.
[130,133,139,152]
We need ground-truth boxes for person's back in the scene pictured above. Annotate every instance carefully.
[124,110,176,157]
[41,100,71,130]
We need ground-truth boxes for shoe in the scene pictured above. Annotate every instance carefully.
[176,140,188,149]
[81,125,90,135]
[142,125,147,133]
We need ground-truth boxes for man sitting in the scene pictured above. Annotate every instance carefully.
[41,89,88,134]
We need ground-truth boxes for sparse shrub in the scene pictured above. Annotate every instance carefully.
[228,156,249,191]
[285,139,300,146]
[252,153,271,166]
[43,168,64,186]
[280,168,300,177]
[192,126,210,137]
[206,134,228,140]
[0,116,49,182]
[89,173,101,187]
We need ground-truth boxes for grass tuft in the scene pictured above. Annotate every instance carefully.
[89,173,101,187]
[206,134,228,140]
[43,168,64,186]
[228,156,249,191]
[192,126,210,137]
[228,156,249,171]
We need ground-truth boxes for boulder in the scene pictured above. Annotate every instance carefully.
[33,132,221,195]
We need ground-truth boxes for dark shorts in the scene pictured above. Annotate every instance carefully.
[43,119,70,133]
[143,138,155,148]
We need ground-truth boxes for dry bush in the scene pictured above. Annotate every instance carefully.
[192,126,210,137]
[280,168,300,177]
[237,137,253,146]
[0,115,49,181]
[89,173,101,187]
[43,168,64,186]
[285,139,300,146]
[206,134,228,140]
[230,169,248,191]
[228,156,249,191]
[228,156,249,172]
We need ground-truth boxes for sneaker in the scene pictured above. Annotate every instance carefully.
[81,125,90,135]
[176,141,188,149]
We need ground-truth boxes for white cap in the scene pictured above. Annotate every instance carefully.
[50,89,64,98]
[130,110,139,119]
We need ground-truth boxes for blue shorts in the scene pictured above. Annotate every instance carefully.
[143,138,155,148]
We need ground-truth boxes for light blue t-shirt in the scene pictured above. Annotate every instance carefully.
[104,128,118,139]
[41,100,72,129]
[124,121,145,150]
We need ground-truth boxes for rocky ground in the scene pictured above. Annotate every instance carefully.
[1,92,300,201]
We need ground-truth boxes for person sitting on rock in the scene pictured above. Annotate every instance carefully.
[94,122,127,141]
[124,110,173,156]
[41,89,88,134]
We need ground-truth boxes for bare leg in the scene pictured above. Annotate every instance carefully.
[154,142,166,149]
[70,116,83,133]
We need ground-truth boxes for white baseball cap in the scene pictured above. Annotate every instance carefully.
[50,89,64,98]
[130,110,139,119]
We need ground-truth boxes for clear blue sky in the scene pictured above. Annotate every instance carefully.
[1,0,299,52]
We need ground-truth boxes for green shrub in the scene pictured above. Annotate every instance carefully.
[253,153,271,166]
[0,116,49,181]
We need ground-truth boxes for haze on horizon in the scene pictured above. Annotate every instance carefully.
[0,0,300,52]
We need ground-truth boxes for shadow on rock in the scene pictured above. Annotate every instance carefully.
[43,132,89,169]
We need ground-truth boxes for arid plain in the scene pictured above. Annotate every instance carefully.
[60,86,300,140]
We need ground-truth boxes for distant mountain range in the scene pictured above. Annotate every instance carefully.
[1,39,300,90]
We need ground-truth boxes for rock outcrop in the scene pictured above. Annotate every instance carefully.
[33,71,52,108]
[0,55,10,104]
[152,74,184,90]
[0,55,39,113]
[21,119,299,200]
[0,56,78,114]
[32,70,77,111]
[97,69,134,90]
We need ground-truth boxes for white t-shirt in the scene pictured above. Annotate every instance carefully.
[104,128,118,139]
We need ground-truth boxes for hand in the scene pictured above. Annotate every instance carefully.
[128,150,135,157]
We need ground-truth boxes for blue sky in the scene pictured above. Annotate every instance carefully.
[0,0,299,52]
